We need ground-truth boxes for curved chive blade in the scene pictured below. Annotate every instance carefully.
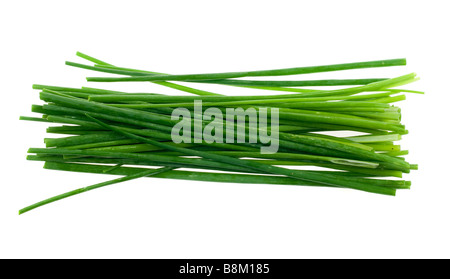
[72,52,221,96]
[85,58,406,82]
[18,166,174,215]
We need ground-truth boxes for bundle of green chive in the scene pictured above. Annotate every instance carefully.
[19,52,422,214]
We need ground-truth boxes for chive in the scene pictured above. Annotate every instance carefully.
[88,93,306,103]
[368,95,406,103]
[65,139,139,150]
[345,111,401,121]
[231,85,321,93]
[382,150,409,157]
[44,115,103,128]
[73,52,221,96]
[194,151,380,169]
[76,52,111,65]
[44,132,127,148]
[19,116,52,123]
[78,142,194,153]
[107,100,391,110]
[193,78,388,87]
[345,134,402,143]
[85,58,406,82]
[32,84,132,95]
[19,166,174,214]
[42,161,329,186]
[88,91,398,103]
[366,144,401,152]
[290,73,417,98]
[46,125,105,134]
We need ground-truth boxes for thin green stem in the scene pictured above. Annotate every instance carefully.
[74,52,220,96]
[85,58,407,82]
[19,166,174,214]
[194,78,387,87]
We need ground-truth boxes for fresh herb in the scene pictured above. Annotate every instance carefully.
[19,53,421,214]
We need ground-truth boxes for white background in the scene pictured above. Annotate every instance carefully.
[1,0,449,259]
